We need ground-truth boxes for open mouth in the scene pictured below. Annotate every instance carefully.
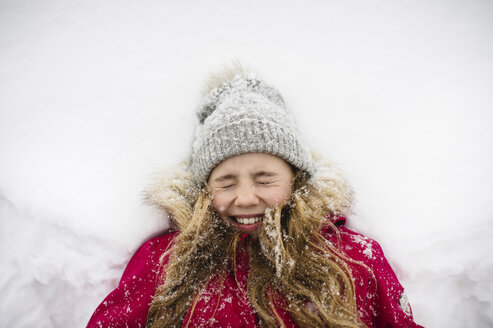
[230,216,263,225]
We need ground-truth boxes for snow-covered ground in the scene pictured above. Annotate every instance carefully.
[1,0,492,327]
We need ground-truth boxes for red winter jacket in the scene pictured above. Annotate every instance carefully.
[87,218,423,327]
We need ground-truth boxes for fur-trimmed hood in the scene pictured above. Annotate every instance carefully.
[144,154,353,226]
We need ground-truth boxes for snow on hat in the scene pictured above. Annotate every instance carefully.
[190,71,314,183]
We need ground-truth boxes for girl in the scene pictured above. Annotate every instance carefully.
[87,66,423,327]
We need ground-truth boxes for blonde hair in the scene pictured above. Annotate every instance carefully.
[146,165,365,328]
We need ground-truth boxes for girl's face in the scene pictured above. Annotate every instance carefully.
[208,152,294,233]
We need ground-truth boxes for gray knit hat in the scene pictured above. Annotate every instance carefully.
[190,73,314,182]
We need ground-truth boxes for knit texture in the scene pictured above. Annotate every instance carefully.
[190,74,314,182]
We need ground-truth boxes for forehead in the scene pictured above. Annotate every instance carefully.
[209,152,291,177]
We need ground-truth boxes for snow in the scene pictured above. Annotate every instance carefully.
[1,0,492,327]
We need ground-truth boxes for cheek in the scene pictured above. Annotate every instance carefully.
[265,187,293,206]
[212,196,228,214]
[279,188,293,203]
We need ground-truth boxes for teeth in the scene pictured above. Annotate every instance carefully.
[236,216,262,225]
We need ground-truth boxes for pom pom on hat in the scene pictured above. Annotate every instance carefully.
[190,65,314,183]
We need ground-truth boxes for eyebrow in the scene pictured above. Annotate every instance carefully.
[253,171,278,178]
[213,171,278,183]
[213,174,236,182]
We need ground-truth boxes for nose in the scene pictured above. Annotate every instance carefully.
[234,184,259,207]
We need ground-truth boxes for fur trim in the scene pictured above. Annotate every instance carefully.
[144,161,200,226]
[308,153,353,216]
[145,154,353,224]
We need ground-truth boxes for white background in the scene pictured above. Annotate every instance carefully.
[1,0,492,327]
